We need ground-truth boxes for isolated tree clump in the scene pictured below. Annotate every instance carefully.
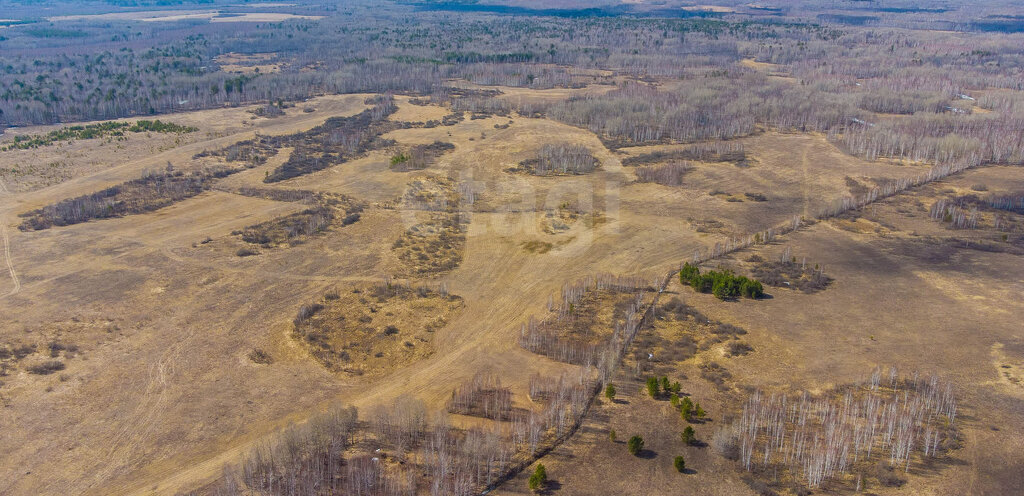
[528,463,547,492]
[679,263,763,300]
[520,143,599,175]
[674,455,686,473]
[627,435,644,456]
[389,141,456,171]
[634,162,691,186]
[605,383,616,401]
[18,169,231,231]
[682,426,696,445]
[646,377,660,398]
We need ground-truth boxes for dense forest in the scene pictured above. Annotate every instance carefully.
[1,0,1022,141]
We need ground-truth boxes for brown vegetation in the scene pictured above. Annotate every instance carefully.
[634,162,691,186]
[719,369,959,490]
[514,143,599,176]
[389,141,456,171]
[746,250,833,293]
[392,176,468,276]
[18,167,235,230]
[237,192,364,248]
[518,276,655,369]
[447,371,516,420]
[291,281,463,376]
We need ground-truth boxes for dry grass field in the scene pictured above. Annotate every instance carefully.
[0,84,1021,496]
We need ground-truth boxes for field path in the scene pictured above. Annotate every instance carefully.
[0,174,19,296]
[1,224,18,296]
[801,143,811,218]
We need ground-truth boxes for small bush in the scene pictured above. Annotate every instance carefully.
[28,360,66,375]
[293,303,325,326]
[528,464,547,492]
[12,344,36,359]
[48,341,66,358]
[627,435,644,456]
[341,213,361,226]
[682,426,696,445]
[726,341,754,357]
[604,383,616,400]
[874,461,906,487]
[248,348,274,364]
[681,396,694,421]
[236,247,259,257]
[713,426,741,460]
[674,455,686,472]
[646,377,660,398]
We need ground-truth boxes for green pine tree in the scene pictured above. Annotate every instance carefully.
[627,435,644,456]
[528,464,547,492]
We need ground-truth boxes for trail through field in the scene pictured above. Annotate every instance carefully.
[1,224,18,296]
[801,144,811,218]
[0,175,19,296]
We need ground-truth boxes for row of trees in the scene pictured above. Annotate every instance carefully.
[520,143,599,176]
[216,364,597,496]
[446,372,515,421]
[634,162,690,186]
[929,198,980,230]
[714,368,958,488]
[264,96,398,182]
[18,167,232,230]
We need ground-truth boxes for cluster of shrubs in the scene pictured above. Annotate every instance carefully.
[607,377,705,476]
[19,168,231,230]
[679,263,764,300]
[389,141,455,171]
[237,194,363,249]
[646,375,681,399]
[518,143,598,175]
[747,254,832,293]
[2,119,196,151]
[264,97,399,182]
[620,143,746,166]
[634,162,690,186]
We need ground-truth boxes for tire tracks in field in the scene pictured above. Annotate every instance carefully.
[89,305,194,490]
[1,224,18,296]
[0,175,20,296]
[800,142,811,219]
